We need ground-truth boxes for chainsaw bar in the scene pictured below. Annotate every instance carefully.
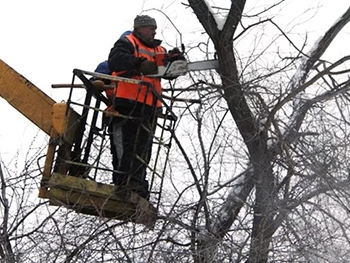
[147,59,219,78]
[187,59,219,71]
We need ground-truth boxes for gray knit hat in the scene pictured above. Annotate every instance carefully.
[134,15,157,29]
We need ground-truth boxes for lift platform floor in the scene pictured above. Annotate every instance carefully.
[45,173,157,228]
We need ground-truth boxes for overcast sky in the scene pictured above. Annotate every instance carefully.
[0,0,349,167]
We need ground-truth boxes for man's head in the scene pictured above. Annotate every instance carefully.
[133,15,157,43]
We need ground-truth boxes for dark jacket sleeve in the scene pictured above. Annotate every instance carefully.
[108,37,141,74]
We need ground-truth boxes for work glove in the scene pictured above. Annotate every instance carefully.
[139,59,158,75]
[168,47,185,61]
[168,47,181,55]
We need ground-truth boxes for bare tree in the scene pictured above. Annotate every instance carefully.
[183,1,350,262]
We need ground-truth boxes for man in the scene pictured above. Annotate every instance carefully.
[91,31,132,85]
[106,15,181,199]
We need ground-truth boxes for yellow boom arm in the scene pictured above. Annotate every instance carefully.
[0,59,55,135]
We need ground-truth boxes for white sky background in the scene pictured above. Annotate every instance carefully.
[0,0,349,168]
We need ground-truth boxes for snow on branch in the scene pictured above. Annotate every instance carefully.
[289,6,350,90]
[209,167,254,238]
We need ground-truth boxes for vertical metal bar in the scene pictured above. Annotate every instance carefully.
[68,69,94,175]
[82,98,101,164]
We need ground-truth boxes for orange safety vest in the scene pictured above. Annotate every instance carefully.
[109,34,166,108]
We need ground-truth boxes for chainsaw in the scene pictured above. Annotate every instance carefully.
[147,58,219,79]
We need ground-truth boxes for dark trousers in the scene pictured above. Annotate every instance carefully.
[108,108,156,191]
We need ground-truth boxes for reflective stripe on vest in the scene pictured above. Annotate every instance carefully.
[111,34,165,108]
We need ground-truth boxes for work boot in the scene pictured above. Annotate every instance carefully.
[113,184,131,200]
[127,180,150,199]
